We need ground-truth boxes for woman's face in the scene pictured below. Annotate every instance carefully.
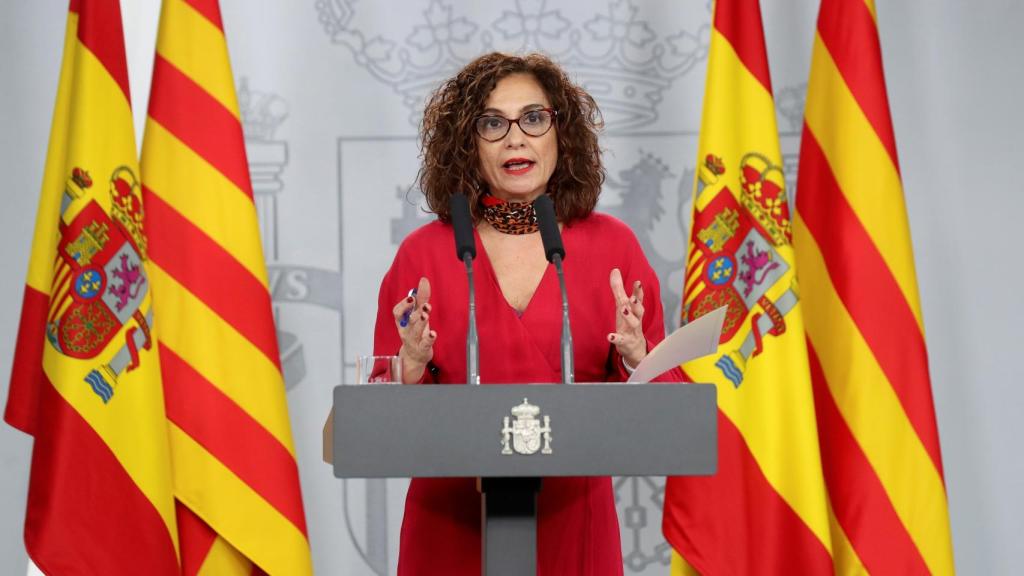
[476,73,558,204]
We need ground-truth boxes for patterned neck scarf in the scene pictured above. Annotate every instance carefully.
[479,193,539,235]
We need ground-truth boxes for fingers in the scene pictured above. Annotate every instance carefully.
[414,301,432,342]
[399,306,435,367]
[632,280,644,305]
[609,302,643,345]
[630,301,645,322]
[393,277,433,328]
[607,332,626,344]
[409,301,434,348]
[392,291,417,327]
[415,277,431,309]
[611,269,646,322]
[607,331,642,348]
[628,280,645,320]
[609,268,628,305]
[392,277,437,363]
[619,303,642,330]
[609,274,647,365]
[607,314,646,366]
[420,321,436,346]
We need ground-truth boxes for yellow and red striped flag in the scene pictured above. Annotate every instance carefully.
[140,0,312,574]
[662,0,835,572]
[5,0,179,573]
[793,0,955,573]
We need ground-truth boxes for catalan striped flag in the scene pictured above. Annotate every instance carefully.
[662,0,835,573]
[793,0,955,573]
[140,0,313,574]
[5,0,179,573]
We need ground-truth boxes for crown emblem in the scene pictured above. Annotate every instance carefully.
[510,398,541,418]
[317,0,710,131]
[692,153,725,202]
[704,154,725,176]
[69,167,94,196]
[738,153,790,246]
[108,166,147,259]
[238,77,289,142]
[776,84,808,132]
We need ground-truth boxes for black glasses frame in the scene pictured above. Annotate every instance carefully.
[474,108,558,142]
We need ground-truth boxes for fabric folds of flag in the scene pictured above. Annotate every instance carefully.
[5,0,179,573]
[662,0,834,573]
[140,0,313,574]
[792,0,955,573]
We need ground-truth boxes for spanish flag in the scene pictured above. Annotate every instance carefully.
[140,0,313,574]
[5,0,179,573]
[662,0,834,572]
[793,0,955,572]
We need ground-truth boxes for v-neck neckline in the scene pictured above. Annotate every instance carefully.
[474,227,557,320]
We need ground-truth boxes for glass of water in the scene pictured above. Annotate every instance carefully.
[355,355,403,385]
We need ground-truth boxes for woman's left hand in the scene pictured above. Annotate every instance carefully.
[608,268,647,369]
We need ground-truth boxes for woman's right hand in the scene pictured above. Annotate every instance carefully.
[393,276,436,383]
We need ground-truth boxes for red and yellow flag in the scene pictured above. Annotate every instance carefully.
[662,0,835,573]
[140,0,312,574]
[5,0,179,573]
[793,0,955,573]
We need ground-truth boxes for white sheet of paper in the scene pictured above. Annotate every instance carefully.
[626,306,727,383]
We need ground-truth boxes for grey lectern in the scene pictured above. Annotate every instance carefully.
[329,383,716,576]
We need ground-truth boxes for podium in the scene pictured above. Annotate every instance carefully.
[329,383,716,576]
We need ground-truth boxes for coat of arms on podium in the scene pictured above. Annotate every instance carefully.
[501,399,552,456]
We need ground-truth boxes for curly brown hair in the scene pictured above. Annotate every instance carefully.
[418,52,604,224]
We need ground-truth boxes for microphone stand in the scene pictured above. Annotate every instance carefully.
[450,193,480,386]
[551,253,574,385]
[533,194,574,386]
[464,252,480,386]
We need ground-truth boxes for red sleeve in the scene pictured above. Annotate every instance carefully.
[373,257,403,358]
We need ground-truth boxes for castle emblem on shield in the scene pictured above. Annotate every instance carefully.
[684,152,800,387]
[501,399,553,456]
[46,166,153,403]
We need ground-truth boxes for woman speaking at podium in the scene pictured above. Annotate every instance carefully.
[373,52,680,575]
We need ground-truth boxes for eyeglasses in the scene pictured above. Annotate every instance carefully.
[474,108,557,142]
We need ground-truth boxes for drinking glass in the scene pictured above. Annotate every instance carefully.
[355,355,402,384]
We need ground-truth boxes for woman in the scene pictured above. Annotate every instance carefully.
[374,52,681,575]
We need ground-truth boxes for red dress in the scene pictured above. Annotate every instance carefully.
[373,212,682,576]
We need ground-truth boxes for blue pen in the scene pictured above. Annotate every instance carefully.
[399,288,418,327]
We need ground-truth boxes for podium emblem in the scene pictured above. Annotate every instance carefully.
[501,398,552,455]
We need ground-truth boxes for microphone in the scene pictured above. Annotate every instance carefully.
[533,195,574,385]
[449,194,480,385]
[534,195,564,262]
[451,193,476,260]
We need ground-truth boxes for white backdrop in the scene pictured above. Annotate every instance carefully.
[1,1,1022,574]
